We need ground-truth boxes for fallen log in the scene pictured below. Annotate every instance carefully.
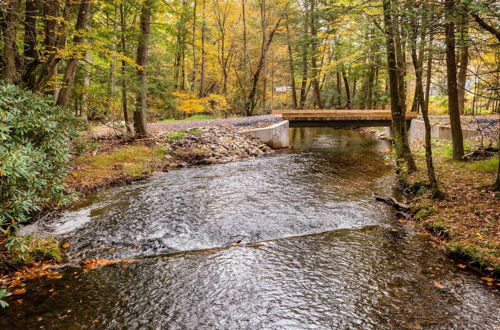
[375,195,413,219]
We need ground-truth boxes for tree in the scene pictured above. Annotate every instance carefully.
[444,0,465,160]
[134,0,153,137]
[382,0,417,173]
[56,0,92,107]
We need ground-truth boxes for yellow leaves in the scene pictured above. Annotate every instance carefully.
[456,264,466,269]
[432,281,445,289]
[62,242,71,249]
[47,273,63,279]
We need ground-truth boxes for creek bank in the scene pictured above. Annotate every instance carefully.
[68,126,272,194]
[405,142,499,279]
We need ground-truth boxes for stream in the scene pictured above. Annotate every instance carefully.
[1,128,498,329]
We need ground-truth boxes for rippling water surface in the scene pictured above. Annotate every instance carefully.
[2,128,498,329]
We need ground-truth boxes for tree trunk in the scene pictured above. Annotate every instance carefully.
[191,0,197,90]
[1,0,21,83]
[382,0,417,173]
[285,18,298,109]
[120,3,132,133]
[309,0,322,109]
[341,67,351,109]
[199,0,206,98]
[298,2,309,109]
[245,7,287,115]
[445,0,464,160]
[56,0,92,107]
[134,0,152,137]
[81,52,90,121]
[22,0,39,84]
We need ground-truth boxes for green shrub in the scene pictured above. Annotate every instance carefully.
[0,83,82,232]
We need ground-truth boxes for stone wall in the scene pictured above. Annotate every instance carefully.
[241,121,290,149]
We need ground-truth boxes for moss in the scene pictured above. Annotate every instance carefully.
[166,131,187,141]
[415,206,436,221]
[447,240,499,273]
[424,218,454,239]
[6,235,62,265]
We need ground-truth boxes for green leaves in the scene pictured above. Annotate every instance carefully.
[0,83,83,232]
[0,289,11,308]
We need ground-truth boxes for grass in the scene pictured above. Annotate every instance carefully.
[166,131,187,141]
[467,157,499,173]
[159,115,219,123]
[69,145,167,190]
[6,235,62,265]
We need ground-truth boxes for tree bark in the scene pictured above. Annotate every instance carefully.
[56,0,92,107]
[1,0,21,83]
[134,0,152,137]
[309,0,322,109]
[285,17,298,109]
[22,0,39,84]
[445,0,464,160]
[199,0,206,98]
[120,3,132,133]
[341,67,351,109]
[383,0,417,173]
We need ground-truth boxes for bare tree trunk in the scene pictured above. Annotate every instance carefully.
[298,2,309,109]
[191,0,197,90]
[445,0,464,160]
[56,0,92,107]
[199,0,206,98]
[120,3,132,133]
[383,0,417,173]
[341,67,351,109]
[285,17,298,109]
[1,0,21,83]
[457,11,469,115]
[309,0,322,108]
[22,0,39,84]
[134,0,152,137]
[81,52,91,121]
[245,4,288,115]
[336,70,342,108]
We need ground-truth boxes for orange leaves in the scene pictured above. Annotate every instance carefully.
[432,281,445,289]
[82,258,138,270]
[12,288,26,295]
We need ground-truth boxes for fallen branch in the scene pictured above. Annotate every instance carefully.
[374,195,414,219]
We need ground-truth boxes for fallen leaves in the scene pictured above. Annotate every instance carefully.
[12,288,26,295]
[82,258,138,270]
[432,281,445,289]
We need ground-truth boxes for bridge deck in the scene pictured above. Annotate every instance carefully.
[272,110,418,121]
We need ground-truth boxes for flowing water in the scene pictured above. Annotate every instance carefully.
[2,128,498,329]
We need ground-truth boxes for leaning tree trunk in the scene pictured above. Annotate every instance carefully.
[134,0,152,137]
[445,0,464,160]
[56,0,92,107]
[382,0,417,173]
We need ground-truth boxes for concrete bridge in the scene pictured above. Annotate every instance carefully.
[271,110,417,128]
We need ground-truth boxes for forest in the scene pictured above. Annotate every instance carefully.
[1,0,498,127]
[0,0,499,325]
